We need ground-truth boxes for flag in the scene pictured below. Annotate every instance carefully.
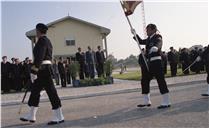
[121,0,142,16]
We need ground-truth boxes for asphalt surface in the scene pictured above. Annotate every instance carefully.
[1,81,209,128]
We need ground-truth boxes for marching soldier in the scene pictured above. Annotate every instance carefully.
[200,45,209,96]
[95,45,106,77]
[20,23,64,125]
[132,23,171,109]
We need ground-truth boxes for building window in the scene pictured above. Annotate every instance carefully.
[66,40,75,46]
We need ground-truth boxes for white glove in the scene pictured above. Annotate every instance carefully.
[149,46,158,54]
[196,56,201,62]
[131,28,136,35]
[30,73,37,83]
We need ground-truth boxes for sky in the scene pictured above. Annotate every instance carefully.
[1,0,208,61]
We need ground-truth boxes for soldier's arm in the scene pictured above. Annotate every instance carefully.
[149,35,163,54]
[154,35,163,51]
[33,38,47,68]
[133,34,147,45]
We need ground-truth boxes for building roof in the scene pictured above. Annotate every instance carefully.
[26,16,111,39]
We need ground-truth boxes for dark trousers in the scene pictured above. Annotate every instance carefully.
[141,60,169,94]
[14,77,22,91]
[60,73,66,87]
[182,62,189,75]
[66,71,71,84]
[96,63,104,77]
[170,63,177,76]
[206,63,209,84]
[86,63,95,79]
[163,63,167,75]
[23,77,30,89]
[79,63,85,80]
[28,65,61,110]
[54,73,60,85]
[1,75,10,92]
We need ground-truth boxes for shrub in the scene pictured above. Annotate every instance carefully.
[104,60,113,77]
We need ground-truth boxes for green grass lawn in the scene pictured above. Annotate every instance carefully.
[113,68,204,81]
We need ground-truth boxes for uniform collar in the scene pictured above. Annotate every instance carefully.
[149,33,156,39]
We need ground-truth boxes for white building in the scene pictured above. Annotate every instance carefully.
[26,16,111,59]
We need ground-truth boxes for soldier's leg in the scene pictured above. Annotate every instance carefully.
[20,78,42,122]
[44,78,62,109]
[41,66,64,125]
[151,60,171,109]
[28,79,43,107]
[202,64,209,96]
[137,67,152,107]
[153,62,169,94]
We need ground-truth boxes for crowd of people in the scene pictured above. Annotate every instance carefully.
[1,45,106,93]
[139,46,208,76]
[54,45,106,87]
[1,57,33,93]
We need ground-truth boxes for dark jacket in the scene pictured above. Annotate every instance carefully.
[179,51,190,64]
[58,61,65,75]
[1,62,10,77]
[33,36,53,68]
[76,52,85,64]
[95,51,105,64]
[85,51,94,64]
[167,51,178,64]
[134,34,163,60]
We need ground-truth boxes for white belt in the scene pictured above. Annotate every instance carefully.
[41,60,52,65]
[150,56,161,61]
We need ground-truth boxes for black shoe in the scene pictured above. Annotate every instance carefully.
[157,105,171,109]
[20,118,35,123]
[201,94,209,96]
[137,104,151,107]
[47,120,64,125]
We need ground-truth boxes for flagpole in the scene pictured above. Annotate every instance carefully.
[120,0,149,71]
[141,1,147,38]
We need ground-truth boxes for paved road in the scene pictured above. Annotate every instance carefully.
[1,82,209,128]
[1,74,207,106]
